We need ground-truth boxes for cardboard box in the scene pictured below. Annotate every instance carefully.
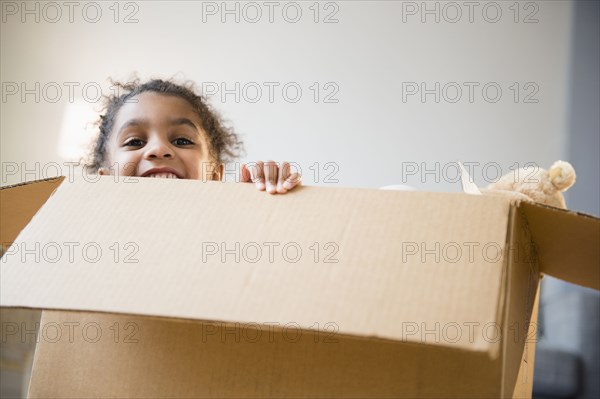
[1,176,598,398]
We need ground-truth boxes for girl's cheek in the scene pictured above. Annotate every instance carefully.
[199,161,221,181]
[121,162,138,176]
[112,152,139,176]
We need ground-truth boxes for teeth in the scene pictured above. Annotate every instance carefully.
[147,173,178,179]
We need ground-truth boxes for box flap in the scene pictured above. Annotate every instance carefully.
[1,176,512,353]
[520,202,600,291]
[27,310,506,398]
[0,178,64,250]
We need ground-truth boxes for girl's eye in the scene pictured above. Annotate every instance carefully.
[124,138,144,147]
[173,137,194,146]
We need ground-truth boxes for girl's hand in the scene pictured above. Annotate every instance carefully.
[241,161,302,194]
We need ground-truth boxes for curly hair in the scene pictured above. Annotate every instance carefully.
[87,78,244,171]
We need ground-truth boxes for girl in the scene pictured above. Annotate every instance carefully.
[90,78,301,194]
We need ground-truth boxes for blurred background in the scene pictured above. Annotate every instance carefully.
[1,0,598,397]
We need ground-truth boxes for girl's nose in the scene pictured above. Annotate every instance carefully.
[144,138,173,160]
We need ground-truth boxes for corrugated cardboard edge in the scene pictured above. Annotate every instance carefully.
[18,306,505,355]
[520,202,600,291]
[500,205,542,398]
[0,177,64,190]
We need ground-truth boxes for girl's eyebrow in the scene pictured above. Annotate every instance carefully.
[168,118,202,137]
[117,118,147,138]
[117,117,200,138]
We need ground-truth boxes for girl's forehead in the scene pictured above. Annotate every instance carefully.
[114,92,200,125]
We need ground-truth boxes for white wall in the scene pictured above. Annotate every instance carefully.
[1,1,574,194]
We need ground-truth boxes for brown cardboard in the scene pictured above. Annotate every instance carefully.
[0,176,598,398]
[27,311,505,398]
[520,202,600,290]
[501,206,541,398]
[2,176,510,352]
[0,178,64,252]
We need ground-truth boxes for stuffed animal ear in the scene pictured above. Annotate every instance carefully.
[548,160,576,192]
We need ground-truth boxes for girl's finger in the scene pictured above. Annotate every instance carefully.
[240,163,252,183]
[263,160,278,194]
[98,167,110,176]
[276,161,291,194]
[283,172,302,191]
[249,161,265,190]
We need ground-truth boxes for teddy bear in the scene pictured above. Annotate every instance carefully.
[482,160,576,209]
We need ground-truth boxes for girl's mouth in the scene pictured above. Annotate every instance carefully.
[146,173,179,179]
[141,168,183,179]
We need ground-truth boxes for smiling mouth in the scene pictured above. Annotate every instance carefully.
[145,172,180,179]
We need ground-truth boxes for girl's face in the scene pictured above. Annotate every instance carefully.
[101,92,220,180]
